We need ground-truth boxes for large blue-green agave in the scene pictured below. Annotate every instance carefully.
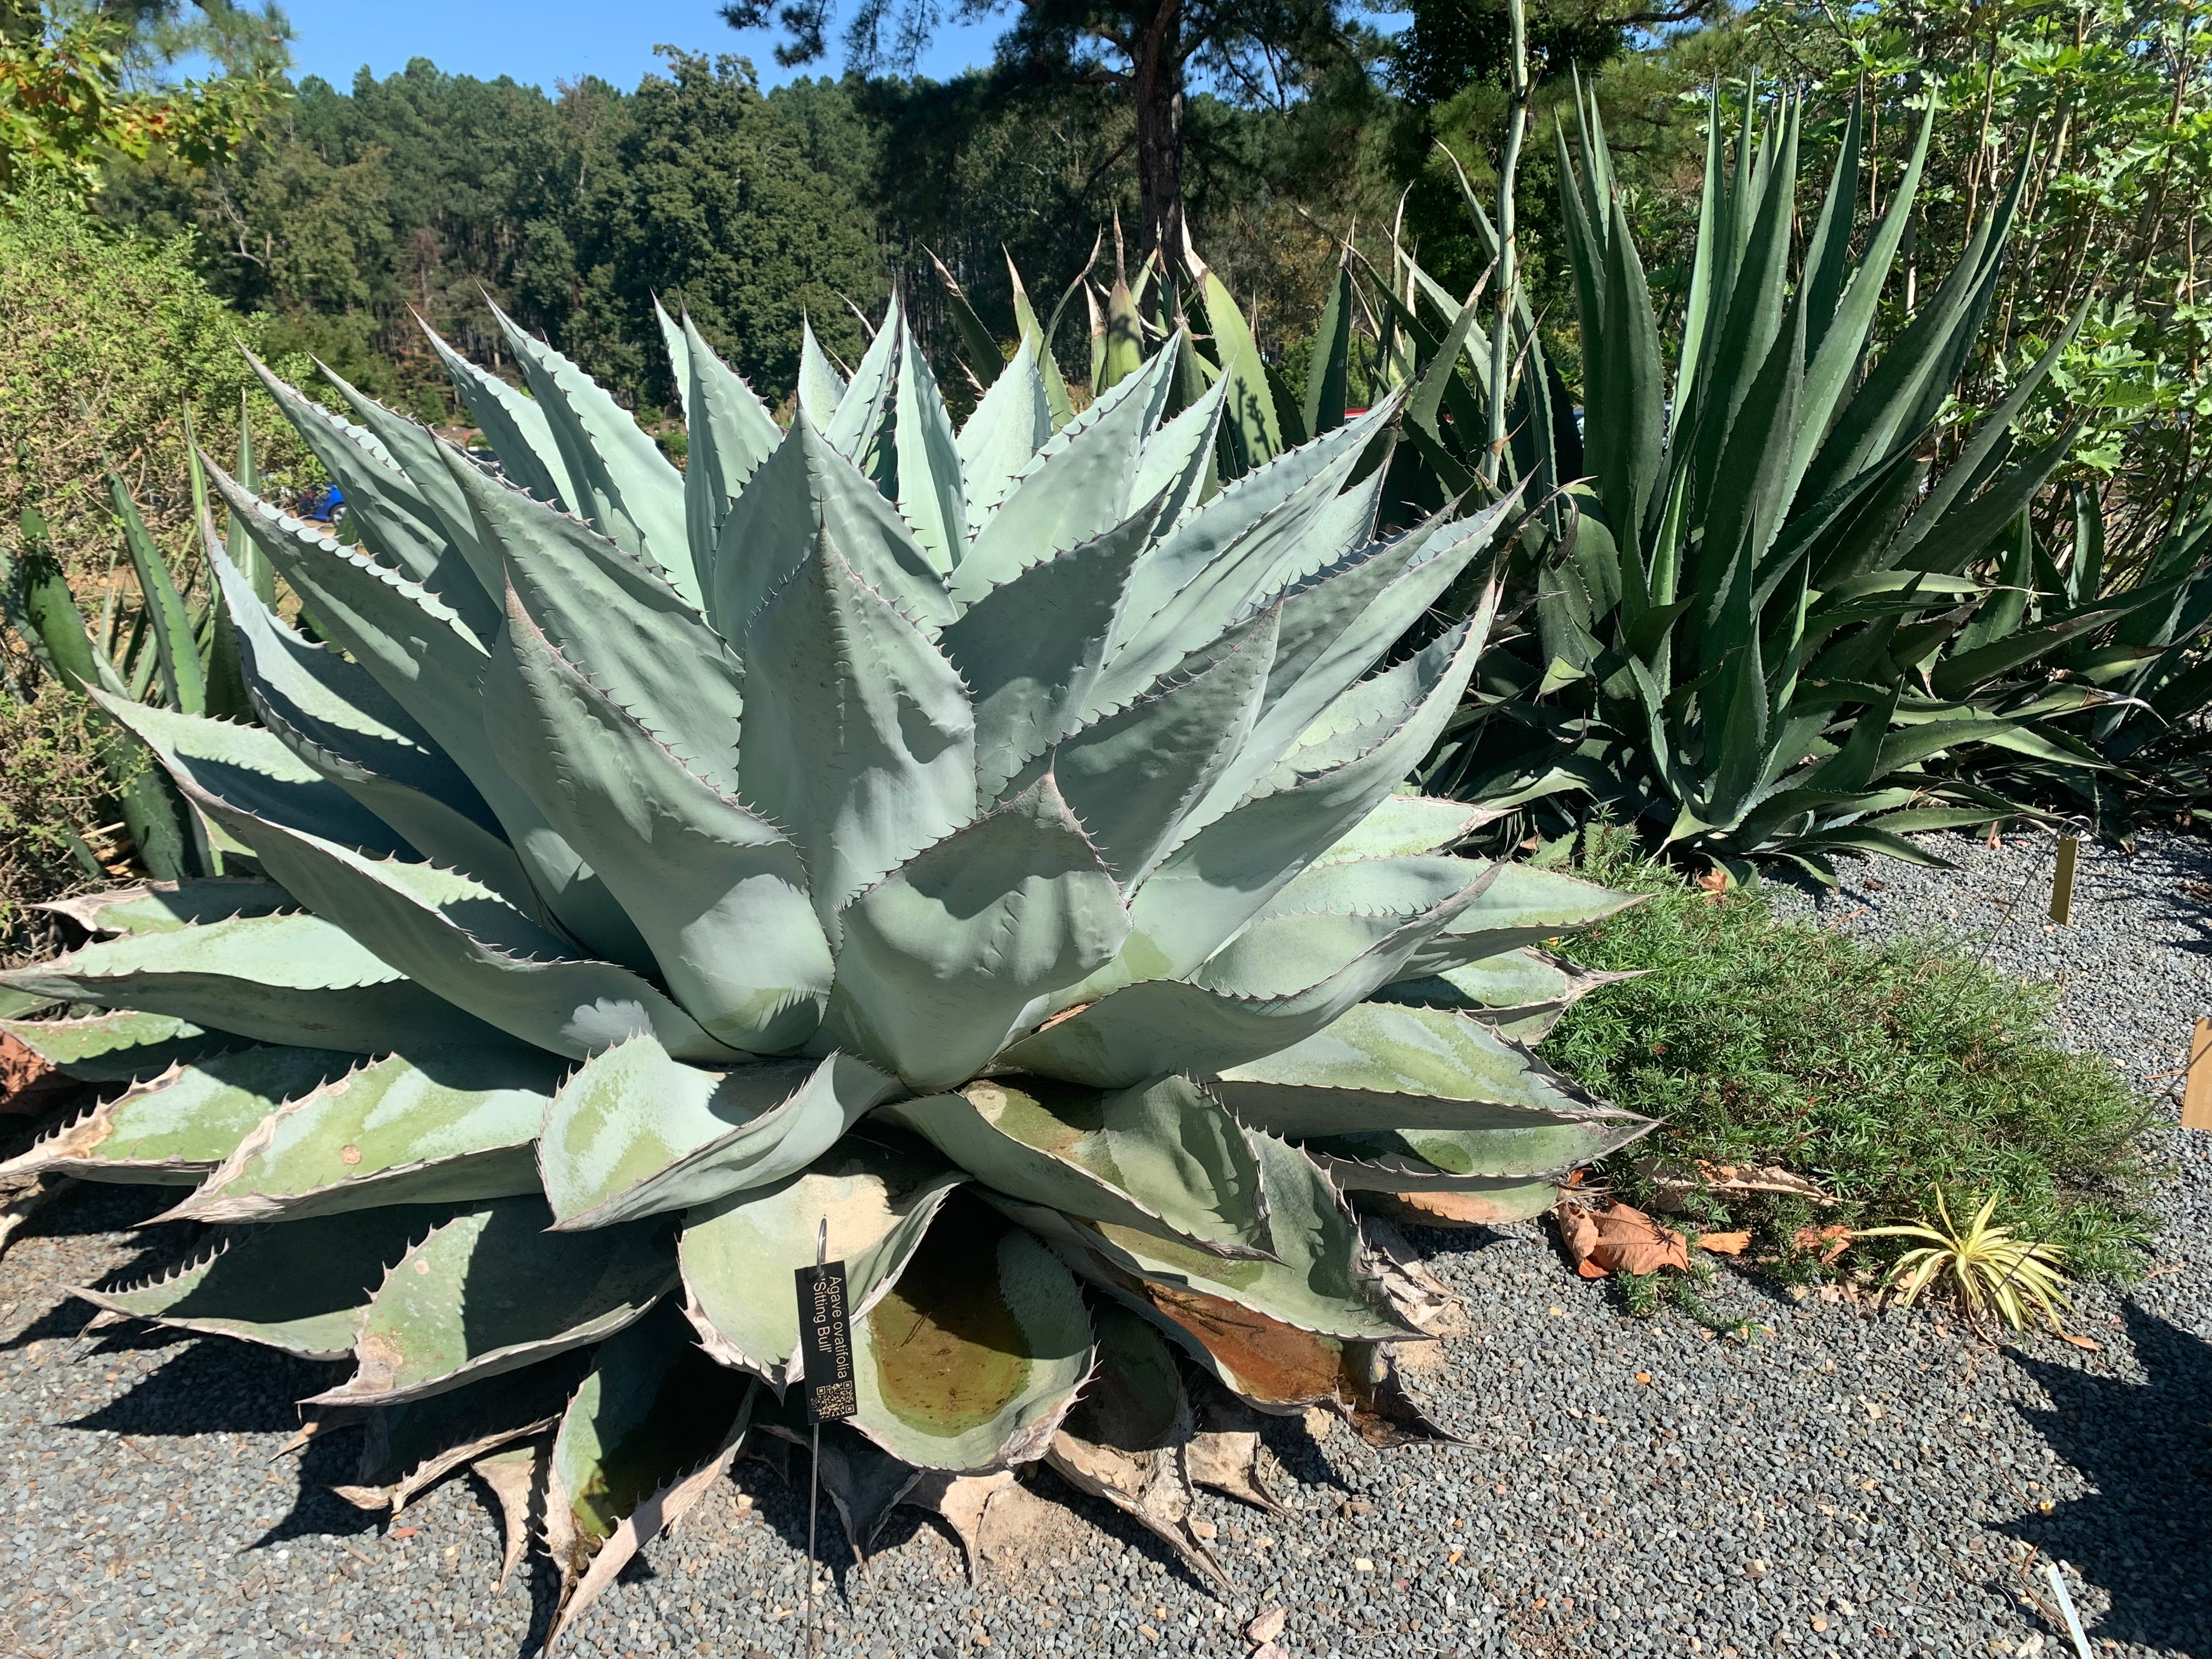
[3,297,1649,1630]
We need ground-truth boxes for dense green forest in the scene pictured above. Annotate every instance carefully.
[79,0,1693,421]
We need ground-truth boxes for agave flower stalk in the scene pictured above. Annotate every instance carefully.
[1,291,1650,1637]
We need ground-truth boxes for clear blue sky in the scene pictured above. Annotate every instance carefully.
[279,0,1006,94]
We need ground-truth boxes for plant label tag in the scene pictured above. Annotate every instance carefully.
[2183,1018,2212,1134]
[2049,836,2078,926]
[795,1260,856,1422]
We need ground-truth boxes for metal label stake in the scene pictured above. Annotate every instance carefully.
[796,1218,856,1658]
[2049,834,2079,925]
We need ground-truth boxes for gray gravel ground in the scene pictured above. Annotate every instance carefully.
[1,827,2206,1659]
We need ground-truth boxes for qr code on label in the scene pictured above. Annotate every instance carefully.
[811,1380,856,1420]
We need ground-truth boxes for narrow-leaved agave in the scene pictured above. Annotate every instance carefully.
[3,296,1649,1632]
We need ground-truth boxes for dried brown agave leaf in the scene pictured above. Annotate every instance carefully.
[899,1468,1018,1583]
[471,1439,544,1592]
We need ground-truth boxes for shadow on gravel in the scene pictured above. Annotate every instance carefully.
[13,1173,175,1239]
[67,1331,342,1438]
[2002,1301,2212,1652]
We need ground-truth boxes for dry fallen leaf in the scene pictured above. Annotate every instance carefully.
[0,1032,60,1115]
[1695,1231,1752,1255]
[1555,1201,1689,1278]
[1638,1158,1841,1212]
[2060,1334,2102,1352]
[1791,1224,1853,1266]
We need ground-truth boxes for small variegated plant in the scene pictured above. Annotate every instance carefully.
[2,295,1650,1635]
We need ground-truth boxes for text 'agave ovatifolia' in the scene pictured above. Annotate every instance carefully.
[3,297,1649,1625]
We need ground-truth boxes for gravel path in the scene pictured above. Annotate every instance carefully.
[0,828,2205,1659]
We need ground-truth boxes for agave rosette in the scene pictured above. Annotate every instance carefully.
[4,296,1647,1619]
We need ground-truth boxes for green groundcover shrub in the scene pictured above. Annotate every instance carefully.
[0,188,319,957]
[1548,825,2157,1284]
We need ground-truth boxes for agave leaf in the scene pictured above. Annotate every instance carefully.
[206,539,488,819]
[807,1423,926,1565]
[212,463,648,965]
[1046,607,1278,888]
[894,321,968,574]
[486,585,830,1053]
[77,1204,459,1358]
[99,696,738,1063]
[1311,795,1498,864]
[544,1302,754,1592]
[0,910,505,1056]
[823,295,902,476]
[1102,620,1485,989]
[420,321,579,513]
[1105,405,1400,696]
[1302,257,1355,439]
[1188,500,1508,824]
[941,499,1163,804]
[679,1133,964,1387]
[208,547,535,909]
[928,246,1007,389]
[1786,103,1931,503]
[899,1467,1018,1582]
[473,1442,544,1593]
[441,445,748,797]
[1374,860,1641,977]
[1193,901,1485,1004]
[311,1197,676,1408]
[0,1010,228,1082]
[826,772,1129,1092]
[999,1128,1409,1340]
[1308,1114,1633,1183]
[486,302,693,602]
[88,692,413,860]
[1798,190,2010,505]
[1374,947,1634,1041]
[1130,377,1229,537]
[339,1357,580,1516]
[1931,607,2120,699]
[710,413,956,643]
[675,308,783,562]
[1188,251,1283,473]
[882,1073,1271,1261]
[247,358,496,639]
[1008,249,1084,430]
[843,1197,1093,1471]
[0,1046,357,1184]
[1215,998,1641,1155]
[40,878,289,936]
[741,525,977,929]
[1009,874,1486,1091]
[953,350,1178,603]
[957,338,1055,532]
[1045,1301,1226,1590]
[104,465,207,716]
[1246,852,1489,922]
[541,1039,901,1229]
[1043,1233,1439,1436]
[1098,270,1146,394]
[167,1047,565,1223]
[312,360,514,634]
[798,315,849,425]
